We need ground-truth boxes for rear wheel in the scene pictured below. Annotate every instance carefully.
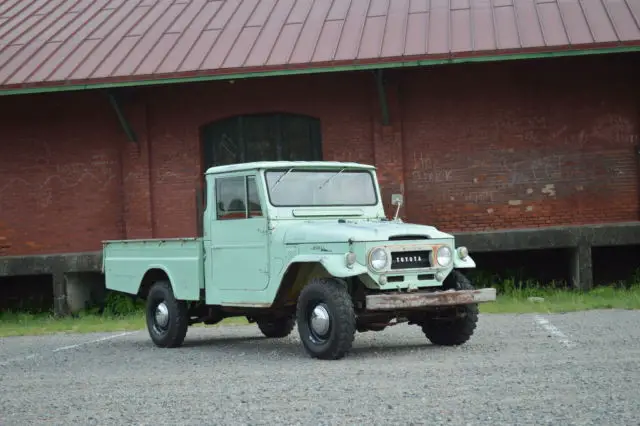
[296,277,356,360]
[145,280,189,348]
[419,270,479,346]
[257,316,295,338]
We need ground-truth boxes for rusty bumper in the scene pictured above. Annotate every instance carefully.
[365,288,497,311]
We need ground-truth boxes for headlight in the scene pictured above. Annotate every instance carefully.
[368,247,388,271]
[436,246,452,266]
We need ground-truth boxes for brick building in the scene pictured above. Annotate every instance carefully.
[1,0,640,314]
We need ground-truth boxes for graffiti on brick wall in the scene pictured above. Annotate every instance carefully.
[411,152,454,183]
[0,140,125,209]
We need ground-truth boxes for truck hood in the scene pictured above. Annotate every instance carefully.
[283,220,453,244]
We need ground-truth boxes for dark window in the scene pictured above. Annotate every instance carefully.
[201,113,322,169]
[216,175,263,220]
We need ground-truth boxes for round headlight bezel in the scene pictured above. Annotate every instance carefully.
[368,247,388,272]
[435,245,453,267]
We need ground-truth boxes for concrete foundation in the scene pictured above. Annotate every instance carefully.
[0,251,102,316]
[65,272,106,313]
[1,222,639,315]
[455,221,640,291]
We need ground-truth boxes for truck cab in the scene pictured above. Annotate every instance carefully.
[103,161,496,360]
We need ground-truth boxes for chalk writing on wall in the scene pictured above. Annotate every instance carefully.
[411,152,454,183]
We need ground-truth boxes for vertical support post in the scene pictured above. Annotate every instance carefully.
[52,271,69,317]
[570,243,593,291]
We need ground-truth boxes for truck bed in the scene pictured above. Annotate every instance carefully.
[102,238,204,301]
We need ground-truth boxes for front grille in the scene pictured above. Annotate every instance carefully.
[390,250,431,270]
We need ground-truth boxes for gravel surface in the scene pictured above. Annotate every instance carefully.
[1,310,639,425]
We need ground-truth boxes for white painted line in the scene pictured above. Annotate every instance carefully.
[0,331,139,367]
[533,315,576,348]
[52,331,138,352]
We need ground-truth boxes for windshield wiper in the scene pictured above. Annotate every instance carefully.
[270,167,294,191]
[317,168,345,190]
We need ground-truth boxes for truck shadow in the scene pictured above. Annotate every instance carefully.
[176,334,442,360]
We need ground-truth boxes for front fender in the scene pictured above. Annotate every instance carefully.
[453,253,476,269]
[288,254,369,278]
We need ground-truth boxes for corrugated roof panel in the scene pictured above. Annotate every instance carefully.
[557,0,594,45]
[471,1,497,51]
[380,0,409,57]
[513,0,545,47]
[604,0,640,41]
[223,25,260,68]
[201,0,258,69]
[0,0,24,17]
[312,19,342,62]
[0,0,48,41]
[116,2,189,76]
[357,15,386,59]
[628,0,640,26]
[580,0,619,42]
[207,0,241,30]
[244,0,296,67]
[286,0,313,24]
[155,1,219,73]
[409,0,429,14]
[427,0,449,54]
[334,0,369,61]
[288,0,331,63]
[404,11,428,56]
[266,21,301,64]
[68,3,150,79]
[494,3,521,49]
[46,37,100,81]
[0,0,639,91]
[4,39,59,84]
[450,6,471,53]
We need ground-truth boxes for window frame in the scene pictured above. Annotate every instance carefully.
[264,168,380,208]
[215,174,264,221]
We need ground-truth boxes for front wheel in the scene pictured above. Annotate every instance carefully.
[145,280,189,348]
[420,270,479,346]
[296,277,356,360]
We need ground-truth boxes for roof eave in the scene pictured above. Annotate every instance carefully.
[1,43,639,97]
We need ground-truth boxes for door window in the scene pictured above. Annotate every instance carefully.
[216,175,263,220]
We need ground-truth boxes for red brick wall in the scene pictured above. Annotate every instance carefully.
[0,53,638,256]
[399,55,639,232]
[0,92,126,256]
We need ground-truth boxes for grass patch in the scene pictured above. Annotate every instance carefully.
[0,310,250,338]
[2,271,640,337]
[480,285,640,314]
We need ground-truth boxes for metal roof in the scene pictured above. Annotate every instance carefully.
[205,160,376,174]
[1,0,639,94]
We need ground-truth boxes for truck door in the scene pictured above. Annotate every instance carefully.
[209,174,270,291]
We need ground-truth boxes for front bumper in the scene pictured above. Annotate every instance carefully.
[365,288,497,311]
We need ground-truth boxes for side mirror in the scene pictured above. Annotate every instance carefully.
[391,193,403,222]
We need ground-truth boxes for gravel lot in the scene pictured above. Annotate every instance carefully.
[1,310,639,425]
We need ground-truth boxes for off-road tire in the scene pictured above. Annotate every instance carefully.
[257,316,296,338]
[296,277,356,360]
[420,270,479,346]
[145,280,189,348]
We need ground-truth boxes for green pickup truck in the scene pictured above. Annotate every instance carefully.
[102,161,496,360]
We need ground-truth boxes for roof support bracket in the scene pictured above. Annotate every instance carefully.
[375,69,390,126]
[106,90,138,144]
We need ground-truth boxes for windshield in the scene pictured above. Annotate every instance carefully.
[265,169,378,207]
